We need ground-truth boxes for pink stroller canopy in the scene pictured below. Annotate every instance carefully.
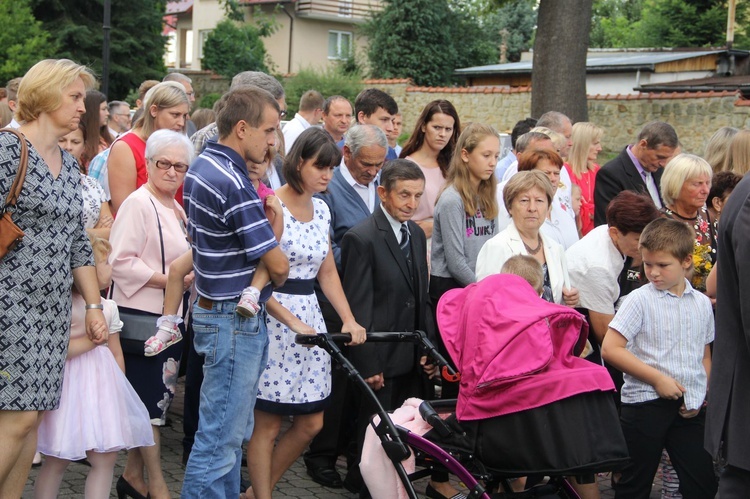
[436,273,615,420]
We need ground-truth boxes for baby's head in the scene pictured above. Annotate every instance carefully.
[247,147,276,184]
[571,183,582,216]
[501,255,544,296]
[90,235,113,291]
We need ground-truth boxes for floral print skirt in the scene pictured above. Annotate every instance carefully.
[122,338,182,426]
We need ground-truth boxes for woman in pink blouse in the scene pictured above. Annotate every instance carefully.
[400,100,461,243]
[109,130,194,499]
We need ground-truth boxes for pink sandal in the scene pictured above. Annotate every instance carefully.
[144,324,182,357]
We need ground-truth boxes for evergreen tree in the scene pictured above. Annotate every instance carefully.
[0,0,56,84]
[483,0,536,62]
[363,0,500,86]
[363,0,458,86]
[201,20,269,79]
[30,0,168,100]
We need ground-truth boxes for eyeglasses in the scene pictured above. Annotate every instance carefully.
[151,158,189,173]
[279,109,288,119]
[113,113,130,118]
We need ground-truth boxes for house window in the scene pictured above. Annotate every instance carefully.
[338,0,352,17]
[328,31,352,60]
[198,29,212,59]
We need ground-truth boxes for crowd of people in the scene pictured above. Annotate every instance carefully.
[1,58,749,499]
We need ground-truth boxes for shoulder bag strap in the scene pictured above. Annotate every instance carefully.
[2,129,29,212]
[148,197,166,298]
[108,196,167,300]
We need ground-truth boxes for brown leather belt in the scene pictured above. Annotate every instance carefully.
[198,296,215,309]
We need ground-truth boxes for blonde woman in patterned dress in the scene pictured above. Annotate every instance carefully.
[0,59,107,498]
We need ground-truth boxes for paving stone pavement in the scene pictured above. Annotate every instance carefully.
[23,378,662,498]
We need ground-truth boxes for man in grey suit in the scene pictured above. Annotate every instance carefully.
[705,173,750,496]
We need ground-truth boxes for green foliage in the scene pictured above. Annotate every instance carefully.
[202,20,269,79]
[481,1,536,62]
[0,0,56,84]
[283,67,363,116]
[362,0,500,86]
[591,0,748,48]
[29,0,167,100]
[198,92,222,110]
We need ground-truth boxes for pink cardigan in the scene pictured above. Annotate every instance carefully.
[110,187,190,315]
[437,273,614,421]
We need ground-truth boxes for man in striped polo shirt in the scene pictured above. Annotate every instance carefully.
[181,86,289,498]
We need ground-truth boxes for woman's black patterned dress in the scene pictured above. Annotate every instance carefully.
[0,132,93,410]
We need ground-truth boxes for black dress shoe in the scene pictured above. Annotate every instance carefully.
[116,476,148,499]
[307,466,343,488]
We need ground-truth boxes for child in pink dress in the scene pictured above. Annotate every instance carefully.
[35,237,154,499]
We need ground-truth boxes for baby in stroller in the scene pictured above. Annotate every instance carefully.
[358,260,629,498]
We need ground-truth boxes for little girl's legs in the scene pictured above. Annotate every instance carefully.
[34,455,70,499]
[85,450,118,499]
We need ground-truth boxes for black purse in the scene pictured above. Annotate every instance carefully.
[115,198,165,348]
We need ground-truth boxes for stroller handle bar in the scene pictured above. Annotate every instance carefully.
[295,330,459,380]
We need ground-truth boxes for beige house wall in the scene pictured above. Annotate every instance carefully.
[178,1,369,74]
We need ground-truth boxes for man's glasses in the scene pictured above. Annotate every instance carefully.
[280,110,288,119]
[151,158,189,173]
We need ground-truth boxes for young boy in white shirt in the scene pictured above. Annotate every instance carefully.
[602,218,718,499]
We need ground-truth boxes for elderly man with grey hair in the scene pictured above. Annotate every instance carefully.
[303,124,388,490]
[190,70,287,155]
[319,124,388,268]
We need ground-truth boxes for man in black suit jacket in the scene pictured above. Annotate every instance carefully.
[594,121,679,226]
[705,173,750,496]
[341,159,431,401]
[339,159,434,495]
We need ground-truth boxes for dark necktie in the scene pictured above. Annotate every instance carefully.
[399,223,411,259]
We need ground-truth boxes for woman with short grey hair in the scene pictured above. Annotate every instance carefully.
[660,153,715,292]
[109,129,194,499]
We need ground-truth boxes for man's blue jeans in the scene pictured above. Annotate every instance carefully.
[181,299,268,498]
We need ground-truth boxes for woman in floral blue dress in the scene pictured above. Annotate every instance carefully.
[246,128,366,499]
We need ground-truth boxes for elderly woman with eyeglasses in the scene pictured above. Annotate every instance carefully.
[108,129,194,499]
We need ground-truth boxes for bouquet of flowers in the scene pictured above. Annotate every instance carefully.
[691,243,713,291]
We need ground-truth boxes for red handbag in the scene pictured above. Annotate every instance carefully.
[0,129,29,260]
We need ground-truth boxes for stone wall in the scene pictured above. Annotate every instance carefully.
[172,70,231,100]
[363,78,750,156]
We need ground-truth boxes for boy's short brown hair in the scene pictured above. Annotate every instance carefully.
[501,255,544,295]
[639,218,694,261]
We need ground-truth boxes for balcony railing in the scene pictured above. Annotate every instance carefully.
[296,0,381,21]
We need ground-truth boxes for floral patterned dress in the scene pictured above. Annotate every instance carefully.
[662,207,716,292]
[255,198,332,415]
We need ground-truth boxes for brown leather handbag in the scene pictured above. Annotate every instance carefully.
[0,129,29,261]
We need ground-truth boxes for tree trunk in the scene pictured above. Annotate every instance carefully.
[531,0,593,122]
